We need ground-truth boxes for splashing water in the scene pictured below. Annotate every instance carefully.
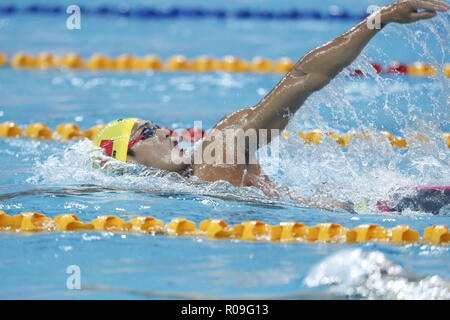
[24,16,449,215]
[27,139,302,208]
[304,248,450,299]
[263,15,450,211]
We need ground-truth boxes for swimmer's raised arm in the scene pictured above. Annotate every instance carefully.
[213,0,449,145]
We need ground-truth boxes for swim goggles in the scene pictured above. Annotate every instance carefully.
[128,124,160,150]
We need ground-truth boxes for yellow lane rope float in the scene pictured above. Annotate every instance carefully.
[0,52,449,77]
[1,121,449,149]
[0,211,448,245]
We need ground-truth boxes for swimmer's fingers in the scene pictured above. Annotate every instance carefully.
[410,0,450,12]
[409,0,448,22]
[333,200,357,214]
[384,0,447,24]
[410,9,437,21]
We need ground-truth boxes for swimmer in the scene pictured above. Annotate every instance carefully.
[93,0,450,212]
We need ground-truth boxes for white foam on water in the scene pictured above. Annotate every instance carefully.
[26,139,299,207]
[304,248,450,299]
[23,15,449,215]
[259,16,450,212]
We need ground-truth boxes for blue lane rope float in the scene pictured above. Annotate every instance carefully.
[0,4,371,21]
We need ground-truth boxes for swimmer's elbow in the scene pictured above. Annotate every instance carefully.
[303,72,333,93]
[290,66,332,94]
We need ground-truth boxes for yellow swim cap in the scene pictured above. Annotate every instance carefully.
[92,118,139,162]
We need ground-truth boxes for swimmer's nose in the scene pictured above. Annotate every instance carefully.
[157,127,171,139]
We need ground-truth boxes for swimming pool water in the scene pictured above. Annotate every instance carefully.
[0,0,449,299]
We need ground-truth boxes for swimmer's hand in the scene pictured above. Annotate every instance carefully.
[288,190,357,214]
[311,200,357,214]
[382,0,449,24]
[334,201,358,214]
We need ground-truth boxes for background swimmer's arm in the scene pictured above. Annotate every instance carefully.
[247,167,355,212]
[212,0,448,145]
[287,189,356,213]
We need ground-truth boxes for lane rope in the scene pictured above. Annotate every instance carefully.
[1,121,449,148]
[0,4,375,21]
[0,211,448,245]
[1,52,448,77]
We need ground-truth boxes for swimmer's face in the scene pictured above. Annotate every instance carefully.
[126,120,187,171]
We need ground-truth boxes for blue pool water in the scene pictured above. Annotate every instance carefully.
[0,0,449,299]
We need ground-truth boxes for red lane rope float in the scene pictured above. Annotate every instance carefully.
[1,121,449,148]
[0,211,448,245]
[1,52,449,77]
